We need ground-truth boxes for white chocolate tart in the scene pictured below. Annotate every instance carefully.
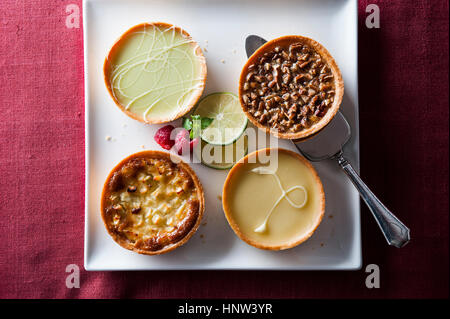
[104,22,207,124]
[222,148,325,250]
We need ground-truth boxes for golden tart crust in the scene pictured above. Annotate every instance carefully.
[222,148,325,250]
[103,22,207,124]
[101,151,205,255]
[238,35,344,140]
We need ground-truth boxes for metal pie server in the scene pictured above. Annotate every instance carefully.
[245,35,410,248]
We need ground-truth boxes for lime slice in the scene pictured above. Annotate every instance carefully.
[195,133,248,170]
[193,92,248,145]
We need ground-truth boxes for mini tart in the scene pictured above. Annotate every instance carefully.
[103,22,207,124]
[238,35,344,140]
[101,151,205,255]
[222,148,325,250]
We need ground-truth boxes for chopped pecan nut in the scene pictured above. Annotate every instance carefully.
[131,207,141,214]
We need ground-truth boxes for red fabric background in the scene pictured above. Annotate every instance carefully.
[0,0,448,299]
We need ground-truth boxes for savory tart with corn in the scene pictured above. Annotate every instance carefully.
[101,151,204,255]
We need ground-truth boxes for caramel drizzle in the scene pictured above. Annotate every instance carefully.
[251,167,308,233]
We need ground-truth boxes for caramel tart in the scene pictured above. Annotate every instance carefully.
[222,148,325,250]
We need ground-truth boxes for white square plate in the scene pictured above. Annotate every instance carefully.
[84,0,361,270]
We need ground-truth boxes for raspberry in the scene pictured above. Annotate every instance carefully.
[175,129,190,155]
[190,137,199,150]
[156,126,199,155]
[154,125,175,150]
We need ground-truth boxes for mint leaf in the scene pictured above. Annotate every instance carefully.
[182,117,192,131]
[183,115,213,139]
[191,116,201,139]
[201,117,214,129]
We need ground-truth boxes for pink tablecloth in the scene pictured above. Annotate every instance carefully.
[0,0,448,298]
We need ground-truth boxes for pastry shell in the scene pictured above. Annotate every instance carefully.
[103,22,207,124]
[222,148,325,250]
[101,150,205,255]
[238,35,344,140]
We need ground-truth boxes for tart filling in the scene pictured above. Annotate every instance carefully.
[239,35,343,139]
[101,151,204,254]
[104,23,207,123]
[222,148,325,250]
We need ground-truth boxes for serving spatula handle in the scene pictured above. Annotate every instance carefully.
[336,153,410,248]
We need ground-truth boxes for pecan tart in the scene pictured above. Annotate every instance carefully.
[239,35,344,140]
[101,151,205,255]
